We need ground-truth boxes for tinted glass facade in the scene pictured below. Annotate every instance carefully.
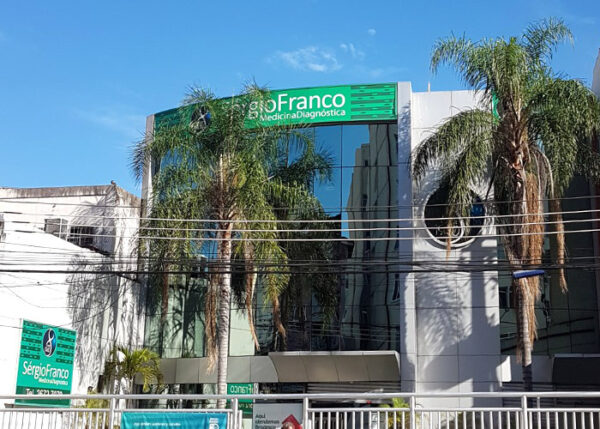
[499,176,600,355]
[144,121,401,358]
[256,123,401,352]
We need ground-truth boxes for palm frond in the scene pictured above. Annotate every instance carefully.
[413,109,494,183]
[529,78,600,194]
[431,35,498,95]
[522,17,572,67]
[130,138,151,184]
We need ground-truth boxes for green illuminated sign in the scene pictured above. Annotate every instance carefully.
[154,83,397,129]
[247,83,396,126]
[15,320,76,407]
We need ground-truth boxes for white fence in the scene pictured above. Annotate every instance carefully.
[1,392,599,429]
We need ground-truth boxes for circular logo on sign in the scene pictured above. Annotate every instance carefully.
[42,329,57,357]
[190,106,211,133]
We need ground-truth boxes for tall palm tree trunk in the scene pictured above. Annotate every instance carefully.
[216,223,233,408]
[514,279,533,390]
[159,267,169,355]
[504,136,542,391]
[505,156,543,391]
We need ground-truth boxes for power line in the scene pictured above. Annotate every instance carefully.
[2,240,599,261]
[2,254,600,269]
[1,192,599,211]
[4,201,600,224]
[7,222,600,242]
[3,259,600,275]
[0,315,145,348]
[6,209,600,235]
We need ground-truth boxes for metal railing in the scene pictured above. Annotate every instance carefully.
[0,392,599,429]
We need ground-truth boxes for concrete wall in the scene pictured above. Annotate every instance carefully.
[0,185,144,399]
[396,82,418,392]
[408,90,502,406]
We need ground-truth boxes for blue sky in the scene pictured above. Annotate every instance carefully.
[1,0,598,195]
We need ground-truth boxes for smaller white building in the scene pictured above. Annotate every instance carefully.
[0,184,144,400]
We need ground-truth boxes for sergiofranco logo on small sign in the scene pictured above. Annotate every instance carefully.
[42,328,57,357]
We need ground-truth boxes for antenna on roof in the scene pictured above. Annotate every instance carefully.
[427,82,431,92]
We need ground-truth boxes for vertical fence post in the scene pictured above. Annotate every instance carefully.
[232,398,239,429]
[410,396,416,429]
[521,395,529,429]
[108,397,117,429]
[303,397,310,429]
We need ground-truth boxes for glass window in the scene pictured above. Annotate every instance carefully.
[68,226,96,248]
[499,176,600,355]
[146,120,403,355]
[45,218,68,239]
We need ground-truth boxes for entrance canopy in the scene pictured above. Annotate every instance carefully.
[269,351,400,383]
[157,351,400,385]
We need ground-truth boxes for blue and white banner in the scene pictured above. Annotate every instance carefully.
[121,412,228,429]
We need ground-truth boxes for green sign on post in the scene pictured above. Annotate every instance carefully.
[15,320,76,407]
[154,83,397,130]
[227,383,254,416]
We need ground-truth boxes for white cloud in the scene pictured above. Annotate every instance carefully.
[367,28,376,36]
[339,42,365,60]
[356,65,407,79]
[75,107,146,140]
[274,46,342,72]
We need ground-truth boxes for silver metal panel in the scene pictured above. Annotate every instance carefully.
[269,351,400,383]
[365,352,401,380]
[332,354,369,382]
[269,351,309,382]
[158,356,278,384]
[249,356,278,382]
[176,358,203,384]
[159,358,177,384]
[302,354,339,382]
[226,357,251,382]
[157,352,400,384]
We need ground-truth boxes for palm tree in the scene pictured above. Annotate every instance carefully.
[132,85,332,406]
[412,18,600,389]
[103,346,163,395]
[379,397,415,429]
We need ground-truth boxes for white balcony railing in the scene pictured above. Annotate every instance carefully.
[0,392,599,429]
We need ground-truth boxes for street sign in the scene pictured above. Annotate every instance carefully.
[227,383,254,416]
[513,269,545,279]
[253,403,303,429]
[15,320,76,407]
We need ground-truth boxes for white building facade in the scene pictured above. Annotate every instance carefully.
[0,184,145,399]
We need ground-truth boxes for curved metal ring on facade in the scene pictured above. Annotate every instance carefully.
[422,185,487,249]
